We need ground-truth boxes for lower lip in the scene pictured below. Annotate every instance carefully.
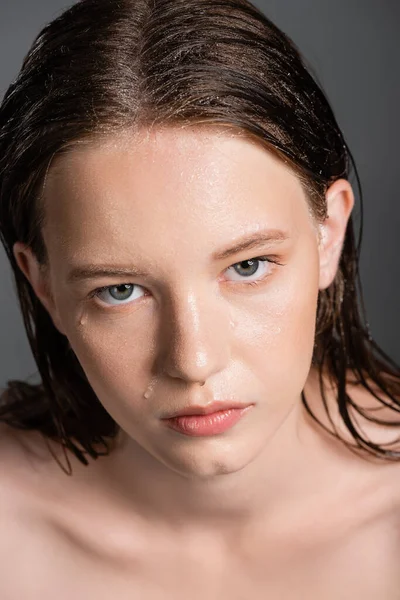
[163,406,252,437]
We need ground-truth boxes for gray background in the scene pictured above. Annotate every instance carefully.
[0,0,399,388]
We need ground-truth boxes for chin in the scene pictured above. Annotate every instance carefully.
[150,434,265,480]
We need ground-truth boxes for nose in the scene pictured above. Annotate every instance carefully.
[156,285,231,385]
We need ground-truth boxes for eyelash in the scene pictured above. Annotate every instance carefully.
[88,255,284,306]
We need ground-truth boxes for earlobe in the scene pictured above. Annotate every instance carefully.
[13,242,66,335]
[318,178,355,290]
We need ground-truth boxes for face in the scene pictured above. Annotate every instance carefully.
[15,126,351,479]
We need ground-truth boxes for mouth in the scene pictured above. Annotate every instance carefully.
[161,400,253,419]
[161,405,254,437]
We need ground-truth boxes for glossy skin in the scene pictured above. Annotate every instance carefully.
[7,125,400,597]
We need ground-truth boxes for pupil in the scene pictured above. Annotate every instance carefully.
[236,259,258,276]
[110,284,133,299]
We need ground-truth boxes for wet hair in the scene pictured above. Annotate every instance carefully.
[0,0,399,475]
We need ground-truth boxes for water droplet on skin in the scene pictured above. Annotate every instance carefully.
[78,312,88,326]
[143,376,159,399]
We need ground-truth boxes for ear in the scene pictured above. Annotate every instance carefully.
[13,242,67,335]
[318,178,355,290]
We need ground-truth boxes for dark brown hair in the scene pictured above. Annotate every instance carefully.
[0,0,399,474]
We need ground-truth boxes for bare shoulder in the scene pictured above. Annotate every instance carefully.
[0,424,57,592]
[0,421,83,533]
[0,422,64,529]
[304,367,400,515]
[0,424,147,597]
[0,421,59,491]
[0,423,104,596]
[0,422,36,498]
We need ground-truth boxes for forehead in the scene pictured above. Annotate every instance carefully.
[41,126,311,262]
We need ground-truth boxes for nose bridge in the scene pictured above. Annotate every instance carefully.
[158,283,230,384]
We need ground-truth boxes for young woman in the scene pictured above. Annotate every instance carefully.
[0,0,399,596]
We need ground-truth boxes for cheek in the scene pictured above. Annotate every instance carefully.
[64,315,156,410]
[233,251,319,395]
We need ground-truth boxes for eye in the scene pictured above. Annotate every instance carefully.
[225,256,279,283]
[89,256,282,308]
[90,283,146,306]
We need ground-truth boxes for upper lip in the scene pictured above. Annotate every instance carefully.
[162,401,252,419]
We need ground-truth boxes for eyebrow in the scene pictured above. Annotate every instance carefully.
[211,228,289,261]
[66,228,290,284]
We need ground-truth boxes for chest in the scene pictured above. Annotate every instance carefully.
[10,517,399,600]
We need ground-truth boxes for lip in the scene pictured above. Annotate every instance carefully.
[162,406,253,437]
[161,400,253,419]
